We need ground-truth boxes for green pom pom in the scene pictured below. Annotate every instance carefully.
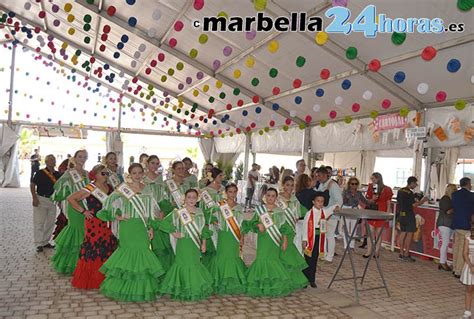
[269,68,278,78]
[391,32,406,45]
[320,120,327,127]
[296,56,306,67]
[455,99,467,110]
[345,47,358,60]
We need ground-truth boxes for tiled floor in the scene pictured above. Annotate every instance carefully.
[0,188,467,318]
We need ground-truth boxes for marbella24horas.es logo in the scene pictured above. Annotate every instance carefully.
[193,5,465,37]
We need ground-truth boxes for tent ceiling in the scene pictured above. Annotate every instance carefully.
[0,0,472,137]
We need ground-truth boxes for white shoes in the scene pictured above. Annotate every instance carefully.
[463,310,472,318]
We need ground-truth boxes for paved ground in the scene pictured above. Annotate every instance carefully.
[0,188,467,318]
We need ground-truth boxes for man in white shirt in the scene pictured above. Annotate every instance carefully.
[245,163,260,208]
[314,167,343,262]
[295,159,306,178]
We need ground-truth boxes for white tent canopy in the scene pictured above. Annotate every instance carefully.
[0,0,472,187]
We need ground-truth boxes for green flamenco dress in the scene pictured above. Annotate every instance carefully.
[243,206,295,297]
[199,185,224,268]
[158,207,214,301]
[279,196,308,289]
[184,174,198,189]
[208,203,247,295]
[97,191,165,302]
[143,177,175,272]
[51,170,89,274]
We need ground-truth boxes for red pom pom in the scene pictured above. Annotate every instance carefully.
[421,46,437,61]
[320,68,330,80]
[368,59,381,72]
[272,87,280,95]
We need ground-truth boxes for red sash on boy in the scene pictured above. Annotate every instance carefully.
[304,208,326,257]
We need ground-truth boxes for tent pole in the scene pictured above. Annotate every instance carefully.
[243,134,251,181]
[302,127,312,168]
[7,44,16,129]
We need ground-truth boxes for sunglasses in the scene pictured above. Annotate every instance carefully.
[350,183,359,186]
[101,172,110,176]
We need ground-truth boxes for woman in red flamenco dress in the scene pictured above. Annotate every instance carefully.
[67,164,118,289]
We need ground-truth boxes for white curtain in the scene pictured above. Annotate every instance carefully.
[198,138,214,162]
[360,150,376,184]
[439,147,460,195]
[0,124,21,188]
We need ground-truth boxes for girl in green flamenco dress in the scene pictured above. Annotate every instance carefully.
[243,187,296,297]
[143,155,173,271]
[97,163,165,302]
[199,168,225,269]
[159,189,214,301]
[278,176,309,289]
[208,183,247,295]
[51,149,89,275]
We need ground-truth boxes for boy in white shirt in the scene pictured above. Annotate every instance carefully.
[302,191,340,288]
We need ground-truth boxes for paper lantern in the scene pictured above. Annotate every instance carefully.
[381,99,391,109]
[223,46,233,56]
[345,47,357,60]
[174,20,184,32]
[313,104,321,112]
[391,32,406,45]
[246,29,257,40]
[269,68,278,78]
[296,56,306,67]
[315,32,328,45]
[352,103,360,112]
[293,79,302,88]
[268,40,279,53]
[433,126,448,142]
[421,46,437,61]
[417,83,429,95]
[368,59,381,72]
[254,0,267,11]
[457,0,473,11]
[362,90,373,100]
[320,68,330,80]
[341,79,351,90]
[169,38,177,48]
[447,59,461,73]
[194,0,204,10]
[455,99,467,110]
[198,34,208,44]
[436,91,447,102]
[246,56,255,68]
[152,9,162,20]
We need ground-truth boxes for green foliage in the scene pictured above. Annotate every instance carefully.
[234,161,244,181]
[185,147,199,159]
[19,128,39,159]
[215,159,233,182]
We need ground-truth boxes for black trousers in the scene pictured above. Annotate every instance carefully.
[303,234,320,284]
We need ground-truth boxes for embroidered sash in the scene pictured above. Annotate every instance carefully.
[116,183,148,228]
[69,169,87,192]
[218,201,242,242]
[200,189,220,248]
[255,205,282,247]
[177,208,201,249]
[84,183,109,204]
[304,208,326,257]
[277,198,297,232]
[106,168,121,188]
[42,168,57,184]
[166,179,184,208]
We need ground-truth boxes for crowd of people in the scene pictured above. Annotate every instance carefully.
[29,152,474,314]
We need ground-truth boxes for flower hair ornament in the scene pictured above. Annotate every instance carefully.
[88,170,97,181]
[206,171,213,182]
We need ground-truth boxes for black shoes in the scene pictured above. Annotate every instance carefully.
[43,243,55,249]
[359,238,367,249]
[309,282,317,288]
[36,246,43,252]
